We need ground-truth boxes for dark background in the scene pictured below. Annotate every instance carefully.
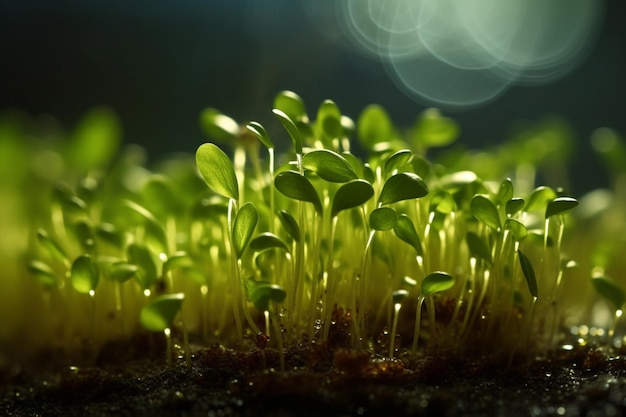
[1,1,624,194]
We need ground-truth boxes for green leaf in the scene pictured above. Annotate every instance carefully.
[278,209,301,242]
[302,149,358,183]
[430,191,456,214]
[392,289,410,304]
[505,198,525,217]
[357,104,393,151]
[412,108,459,148]
[28,260,58,289]
[466,232,493,263]
[246,121,273,149]
[245,280,287,312]
[72,220,96,252]
[96,223,125,248]
[421,271,456,296]
[140,293,185,332]
[108,262,139,283]
[127,243,158,290]
[162,252,193,276]
[250,232,290,253]
[36,229,69,265]
[123,200,168,252]
[274,171,322,214]
[70,254,99,294]
[274,90,307,123]
[471,195,501,231]
[545,197,579,219]
[316,99,343,143]
[591,275,626,311]
[199,108,239,143]
[393,214,423,256]
[378,172,428,205]
[517,249,538,298]
[68,107,121,171]
[504,218,528,241]
[369,207,398,231]
[272,109,302,155]
[232,202,259,259]
[384,149,412,176]
[331,179,374,218]
[497,178,514,205]
[524,186,557,213]
[196,143,239,201]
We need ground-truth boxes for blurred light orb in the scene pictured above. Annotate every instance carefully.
[313,0,603,109]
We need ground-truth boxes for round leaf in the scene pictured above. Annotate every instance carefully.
[357,104,393,151]
[196,143,239,201]
[302,149,358,183]
[70,254,99,294]
[274,171,322,214]
[369,207,398,231]
[421,272,456,296]
[250,232,290,253]
[140,293,185,332]
[471,195,501,231]
[331,179,374,218]
[232,202,259,259]
[506,198,525,217]
[378,172,428,205]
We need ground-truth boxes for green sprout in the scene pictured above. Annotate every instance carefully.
[5,90,624,374]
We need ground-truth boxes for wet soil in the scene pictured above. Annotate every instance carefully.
[2,335,626,417]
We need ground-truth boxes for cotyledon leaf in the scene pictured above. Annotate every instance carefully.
[303,149,358,183]
[331,179,374,218]
[140,293,185,332]
[274,170,322,214]
[232,202,259,259]
[421,271,456,296]
[196,143,239,201]
[378,172,428,205]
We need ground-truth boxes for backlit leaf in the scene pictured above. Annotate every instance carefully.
[357,104,393,150]
[393,214,423,256]
[278,209,300,242]
[316,99,342,143]
[274,171,322,214]
[384,149,412,175]
[506,198,525,217]
[140,293,185,332]
[199,108,239,143]
[518,249,538,298]
[303,149,357,183]
[245,280,287,312]
[274,90,307,123]
[412,108,459,148]
[273,109,302,155]
[369,207,398,231]
[250,232,290,253]
[331,179,374,218]
[70,254,99,294]
[591,275,626,310]
[246,121,273,149]
[378,172,428,205]
[545,197,578,219]
[196,143,239,201]
[421,271,456,296]
[232,202,258,259]
[68,107,121,171]
[524,186,556,213]
[497,178,514,205]
[471,195,501,231]
[504,218,528,241]
[466,232,493,263]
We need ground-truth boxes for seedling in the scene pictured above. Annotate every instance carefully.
[140,293,187,367]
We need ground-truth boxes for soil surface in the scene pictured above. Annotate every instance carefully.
[2,334,626,417]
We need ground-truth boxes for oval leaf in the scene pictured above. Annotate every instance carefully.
[274,90,307,123]
[384,149,412,176]
[70,254,99,294]
[232,202,259,259]
[68,107,121,171]
[471,195,501,231]
[303,149,357,183]
[392,289,410,304]
[412,108,459,148]
[369,207,398,231]
[109,262,139,283]
[274,171,322,214]
[378,172,428,205]
[518,249,538,298]
[545,197,579,219]
[497,178,514,205]
[196,143,239,201]
[317,99,343,143]
[421,271,456,296]
[357,104,393,151]
[466,232,493,264]
[250,232,290,253]
[331,179,374,218]
[246,121,273,149]
[245,280,287,312]
[127,243,158,290]
[591,275,626,311]
[524,186,557,213]
[278,209,301,242]
[504,218,528,241]
[140,293,185,332]
[393,214,423,256]
[272,109,302,155]
[506,198,525,217]
[199,108,239,143]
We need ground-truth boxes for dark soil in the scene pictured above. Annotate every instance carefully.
[2,334,626,417]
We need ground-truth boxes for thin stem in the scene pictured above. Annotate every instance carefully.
[411,296,425,354]
[389,303,402,358]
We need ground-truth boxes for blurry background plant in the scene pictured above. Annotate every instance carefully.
[0,0,624,193]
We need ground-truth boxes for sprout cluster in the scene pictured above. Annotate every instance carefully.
[2,92,626,365]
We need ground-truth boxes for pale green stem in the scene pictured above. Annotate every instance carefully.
[389,302,402,358]
[227,199,243,340]
[411,296,425,354]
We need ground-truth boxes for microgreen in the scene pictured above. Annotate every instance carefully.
[378,172,428,205]
[195,143,239,201]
